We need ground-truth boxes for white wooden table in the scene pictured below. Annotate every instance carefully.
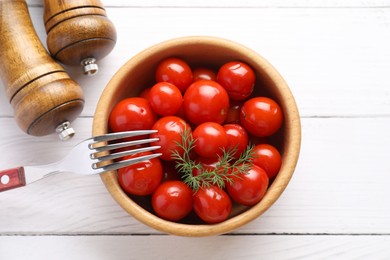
[1,1,390,259]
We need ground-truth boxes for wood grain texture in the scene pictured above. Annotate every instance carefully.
[1,0,390,258]
[0,117,388,235]
[0,235,389,260]
[0,0,84,136]
[0,6,389,118]
[44,0,117,70]
[26,0,390,8]
[92,36,301,236]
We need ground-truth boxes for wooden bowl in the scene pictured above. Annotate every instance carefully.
[93,36,301,236]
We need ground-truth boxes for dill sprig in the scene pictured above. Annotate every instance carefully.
[170,127,255,191]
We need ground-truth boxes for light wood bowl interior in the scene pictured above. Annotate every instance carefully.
[92,36,301,236]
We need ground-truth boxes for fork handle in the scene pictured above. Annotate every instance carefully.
[0,167,26,192]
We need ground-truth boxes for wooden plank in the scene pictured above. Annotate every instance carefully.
[0,117,389,234]
[1,7,390,118]
[0,235,389,259]
[0,1,388,259]
[26,0,390,8]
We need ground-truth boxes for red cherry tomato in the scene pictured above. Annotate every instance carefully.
[148,82,183,116]
[192,157,224,177]
[217,61,255,101]
[193,122,228,158]
[191,157,232,189]
[240,97,283,137]
[109,97,157,133]
[193,186,232,224]
[252,144,282,179]
[118,152,163,196]
[152,180,193,221]
[223,124,249,159]
[183,80,229,126]
[227,165,269,206]
[155,57,193,93]
[150,116,192,161]
[193,67,217,81]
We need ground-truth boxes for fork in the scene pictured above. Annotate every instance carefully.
[0,130,161,192]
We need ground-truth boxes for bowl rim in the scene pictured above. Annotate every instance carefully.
[92,35,301,237]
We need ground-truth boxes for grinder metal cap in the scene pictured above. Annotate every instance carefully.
[56,121,75,141]
[81,57,99,76]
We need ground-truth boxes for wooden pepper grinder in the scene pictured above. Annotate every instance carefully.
[0,0,84,140]
[43,0,117,76]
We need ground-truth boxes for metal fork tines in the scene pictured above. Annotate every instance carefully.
[88,130,162,174]
[0,130,162,192]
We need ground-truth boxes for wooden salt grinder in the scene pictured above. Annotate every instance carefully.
[0,0,84,140]
[44,0,117,76]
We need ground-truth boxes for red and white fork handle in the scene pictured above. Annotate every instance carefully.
[0,167,26,192]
